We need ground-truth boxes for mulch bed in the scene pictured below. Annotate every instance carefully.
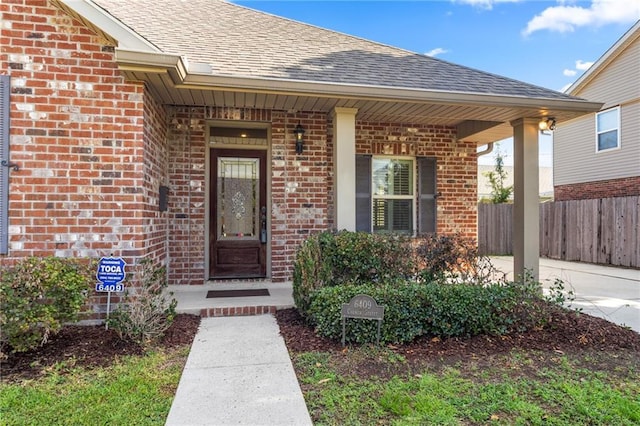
[275,307,640,380]
[1,314,201,382]
[275,307,640,357]
[2,307,639,383]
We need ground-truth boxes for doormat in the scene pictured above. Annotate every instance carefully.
[206,289,270,298]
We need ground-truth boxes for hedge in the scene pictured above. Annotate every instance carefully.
[293,231,413,316]
[307,282,532,344]
[0,257,94,353]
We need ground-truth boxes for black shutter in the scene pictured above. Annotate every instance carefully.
[0,75,9,254]
[355,155,372,232]
[418,157,437,234]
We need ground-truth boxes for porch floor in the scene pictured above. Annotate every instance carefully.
[167,280,295,317]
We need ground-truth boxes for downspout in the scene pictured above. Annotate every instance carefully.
[477,142,494,157]
[477,142,494,203]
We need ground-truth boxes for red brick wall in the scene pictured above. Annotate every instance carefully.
[555,176,640,201]
[167,113,478,284]
[1,0,167,318]
[354,122,477,239]
[166,107,207,286]
[165,107,328,283]
[2,2,478,289]
[141,89,169,264]
[271,111,328,281]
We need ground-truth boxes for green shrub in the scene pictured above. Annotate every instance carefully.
[294,231,544,346]
[293,231,414,316]
[421,282,524,337]
[308,281,537,344]
[292,232,332,315]
[106,258,176,346]
[308,282,427,344]
[321,231,414,284]
[414,234,505,285]
[0,257,94,353]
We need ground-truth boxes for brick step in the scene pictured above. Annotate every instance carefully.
[200,305,278,317]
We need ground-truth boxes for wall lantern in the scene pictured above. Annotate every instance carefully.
[293,123,305,154]
[538,117,557,132]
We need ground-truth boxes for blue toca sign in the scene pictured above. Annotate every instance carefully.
[96,256,126,292]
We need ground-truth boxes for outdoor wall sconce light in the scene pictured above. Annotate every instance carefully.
[538,117,557,132]
[293,123,305,154]
[1,160,19,171]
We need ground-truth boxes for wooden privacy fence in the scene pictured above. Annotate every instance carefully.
[478,196,639,268]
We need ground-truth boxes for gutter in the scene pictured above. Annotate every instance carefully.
[115,49,604,114]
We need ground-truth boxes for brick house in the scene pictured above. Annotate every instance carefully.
[1,0,601,316]
[554,20,640,201]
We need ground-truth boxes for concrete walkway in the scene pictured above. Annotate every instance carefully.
[165,315,312,426]
[491,256,640,332]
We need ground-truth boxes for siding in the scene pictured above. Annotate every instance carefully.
[554,30,640,187]
[578,36,640,107]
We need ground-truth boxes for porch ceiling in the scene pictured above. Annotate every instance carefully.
[123,68,599,145]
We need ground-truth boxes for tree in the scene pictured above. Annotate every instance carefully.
[484,148,513,204]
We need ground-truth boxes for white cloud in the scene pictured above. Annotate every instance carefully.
[575,59,594,70]
[425,47,449,57]
[454,0,521,10]
[561,59,594,89]
[523,0,640,36]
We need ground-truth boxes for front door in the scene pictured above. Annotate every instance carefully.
[210,148,267,278]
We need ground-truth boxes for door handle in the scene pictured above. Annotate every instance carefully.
[260,206,267,244]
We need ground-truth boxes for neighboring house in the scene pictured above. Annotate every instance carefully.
[554,20,640,201]
[1,0,601,316]
[477,165,553,201]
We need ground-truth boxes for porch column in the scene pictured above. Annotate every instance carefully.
[333,107,358,231]
[511,118,540,281]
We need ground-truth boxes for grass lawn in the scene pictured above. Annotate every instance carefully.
[0,346,189,425]
[293,347,640,425]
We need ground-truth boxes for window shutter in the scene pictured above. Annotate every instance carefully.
[418,157,436,234]
[392,161,412,195]
[0,75,9,254]
[355,155,372,232]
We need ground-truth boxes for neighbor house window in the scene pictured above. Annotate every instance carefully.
[596,107,620,152]
[356,155,436,235]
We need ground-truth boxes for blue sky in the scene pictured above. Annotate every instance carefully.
[233,0,639,167]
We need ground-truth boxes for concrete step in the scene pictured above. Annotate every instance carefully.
[167,280,295,317]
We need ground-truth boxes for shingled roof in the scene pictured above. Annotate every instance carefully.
[92,0,575,102]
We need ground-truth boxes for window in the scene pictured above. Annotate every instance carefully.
[596,107,620,152]
[372,158,414,234]
[356,155,436,235]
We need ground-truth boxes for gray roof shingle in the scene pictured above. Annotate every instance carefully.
[92,0,578,101]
